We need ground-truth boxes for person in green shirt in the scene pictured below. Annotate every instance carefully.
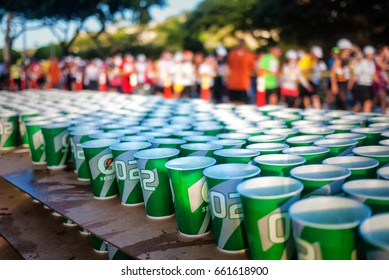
[259,45,282,105]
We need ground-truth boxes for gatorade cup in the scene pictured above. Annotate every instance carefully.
[351,127,384,146]
[107,243,131,260]
[254,154,306,177]
[282,146,330,165]
[237,177,304,259]
[203,163,261,253]
[183,135,218,143]
[91,235,108,253]
[110,142,151,206]
[180,143,222,157]
[359,213,389,260]
[70,129,101,181]
[314,139,358,157]
[325,133,367,146]
[323,156,379,181]
[41,122,70,170]
[134,148,180,219]
[20,111,39,147]
[377,166,389,180]
[213,149,260,164]
[289,197,371,260]
[148,138,186,149]
[247,135,286,144]
[286,135,323,147]
[166,156,216,236]
[81,139,120,199]
[120,135,153,143]
[0,111,18,150]
[207,139,246,149]
[342,179,389,214]
[246,143,289,155]
[352,146,389,167]
[379,139,389,146]
[25,120,50,165]
[290,164,351,197]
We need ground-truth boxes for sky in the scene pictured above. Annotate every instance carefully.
[0,0,203,51]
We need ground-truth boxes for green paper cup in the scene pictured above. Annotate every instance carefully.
[326,133,366,146]
[81,139,120,199]
[282,146,330,165]
[148,138,186,149]
[101,124,126,132]
[254,154,306,177]
[381,131,389,140]
[286,135,323,147]
[342,179,389,214]
[195,125,224,136]
[323,156,379,181]
[289,197,371,259]
[41,122,70,170]
[353,146,389,167]
[91,235,108,253]
[217,133,249,141]
[180,143,222,157]
[239,127,265,136]
[25,120,50,165]
[213,149,260,164]
[171,130,203,139]
[107,243,131,260]
[89,132,125,140]
[20,111,39,147]
[377,166,389,180]
[314,138,358,157]
[184,135,218,143]
[166,156,216,236]
[237,177,303,259]
[290,164,351,197]
[351,127,384,146]
[264,128,298,139]
[327,125,357,133]
[207,139,246,149]
[70,129,102,181]
[0,111,18,150]
[247,135,286,144]
[120,135,153,142]
[110,142,152,206]
[379,139,389,146]
[359,213,389,260]
[139,131,172,139]
[298,127,335,136]
[134,148,180,219]
[246,143,289,155]
[203,163,261,253]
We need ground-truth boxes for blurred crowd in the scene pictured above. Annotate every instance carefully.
[0,38,388,113]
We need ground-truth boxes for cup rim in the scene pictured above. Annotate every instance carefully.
[207,139,246,146]
[353,146,389,158]
[89,132,125,139]
[246,143,289,151]
[289,196,371,230]
[134,147,180,160]
[81,139,120,149]
[120,135,153,142]
[248,135,286,142]
[342,179,389,200]
[290,164,351,181]
[379,139,389,146]
[183,135,218,142]
[70,129,102,137]
[214,148,260,158]
[181,143,223,151]
[322,156,379,170]
[254,154,306,166]
[148,138,187,145]
[282,146,330,155]
[165,156,216,171]
[237,176,303,199]
[110,141,152,151]
[286,135,323,144]
[351,127,384,134]
[377,166,389,179]
[359,213,389,250]
[203,163,260,180]
[314,139,358,148]
[326,133,366,140]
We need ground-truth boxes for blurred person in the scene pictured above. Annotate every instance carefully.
[213,46,228,103]
[47,57,62,89]
[299,46,326,109]
[156,51,173,96]
[10,59,22,90]
[172,50,195,99]
[109,54,123,91]
[84,59,100,91]
[374,45,389,114]
[330,38,354,110]
[135,54,148,86]
[0,60,6,90]
[227,38,255,105]
[28,59,45,89]
[194,52,205,97]
[348,46,377,113]
[280,50,312,108]
[259,45,282,105]
[120,54,136,94]
[198,55,216,100]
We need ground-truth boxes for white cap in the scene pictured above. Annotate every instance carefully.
[285,50,298,60]
[216,46,227,57]
[337,38,353,50]
[363,45,375,55]
[311,46,323,58]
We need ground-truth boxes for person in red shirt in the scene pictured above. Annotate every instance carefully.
[227,39,255,104]
[120,54,136,94]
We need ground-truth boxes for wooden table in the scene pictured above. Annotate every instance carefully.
[0,151,247,260]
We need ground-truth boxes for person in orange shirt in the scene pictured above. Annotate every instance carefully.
[48,57,62,89]
[227,39,255,104]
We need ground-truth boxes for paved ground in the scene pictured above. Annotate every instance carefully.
[0,178,107,260]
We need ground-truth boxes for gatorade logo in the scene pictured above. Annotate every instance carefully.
[61,133,69,148]
[188,177,209,213]
[97,154,115,175]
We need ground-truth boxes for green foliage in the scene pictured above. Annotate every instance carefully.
[34,44,63,59]
[0,49,21,62]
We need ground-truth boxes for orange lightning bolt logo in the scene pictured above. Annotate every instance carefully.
[105,158,113,170]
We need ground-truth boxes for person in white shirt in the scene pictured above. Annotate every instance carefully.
[172,51,196,98]
[348,45,378,113]
[280,50,312,108]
